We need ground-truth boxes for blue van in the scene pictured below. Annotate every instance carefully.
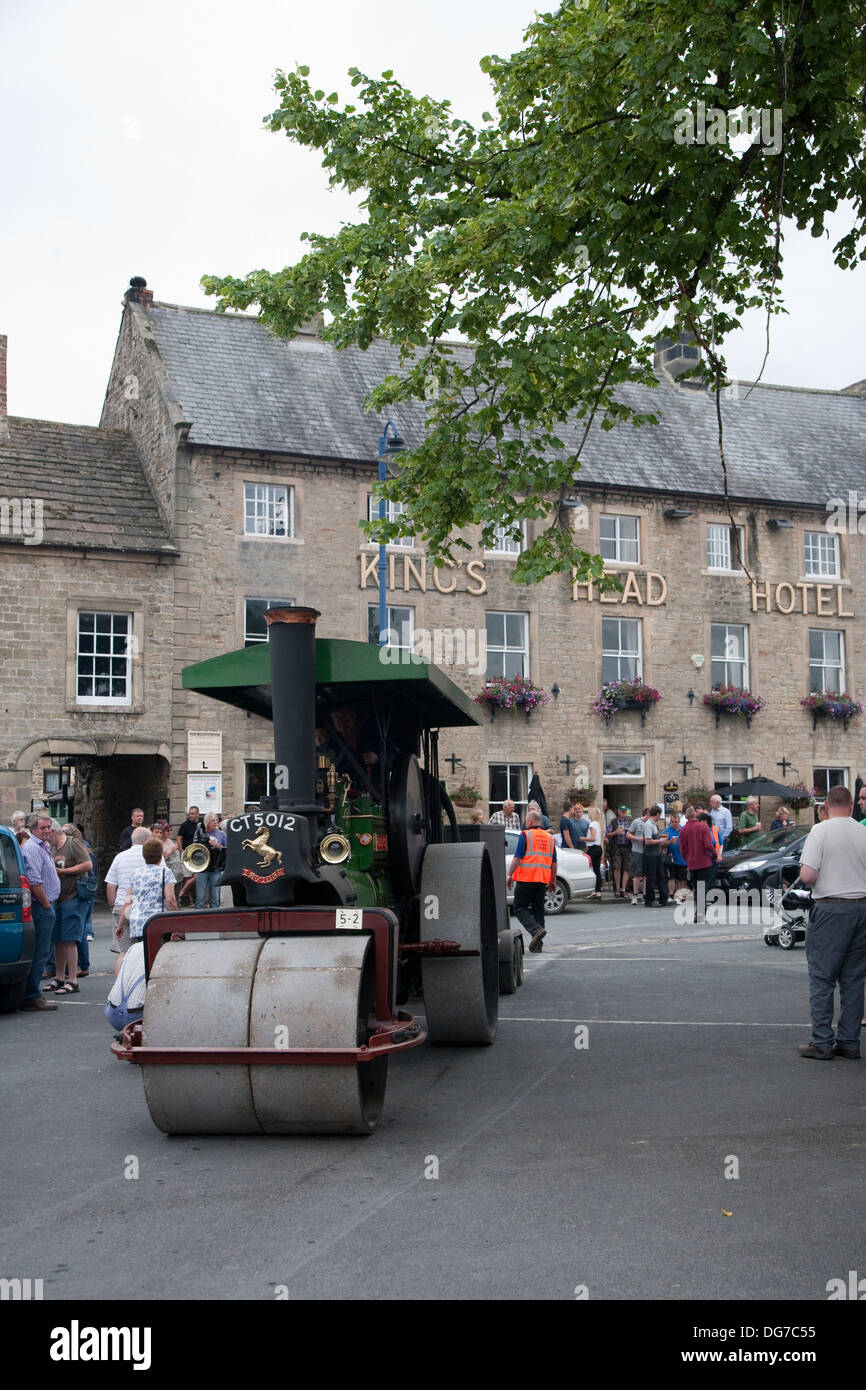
[0,826,34,1012]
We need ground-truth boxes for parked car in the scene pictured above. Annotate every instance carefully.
[716,825,808,905]
[0,826,33,1013]
[504,831,596,915]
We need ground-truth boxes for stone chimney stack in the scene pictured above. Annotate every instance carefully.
[124,276,154,307]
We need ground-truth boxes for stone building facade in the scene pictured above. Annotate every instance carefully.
[0,331,177,870]
[2,283,865,866]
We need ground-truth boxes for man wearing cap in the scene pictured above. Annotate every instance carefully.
[605,806,633,899]
[796,784,866,1060]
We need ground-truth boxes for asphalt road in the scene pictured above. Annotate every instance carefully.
[3,898,864,1303]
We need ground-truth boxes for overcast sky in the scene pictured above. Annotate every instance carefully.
[2,0,864,427]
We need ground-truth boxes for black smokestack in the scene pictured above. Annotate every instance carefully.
[265,606,320,810]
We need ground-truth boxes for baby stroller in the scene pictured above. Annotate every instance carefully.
[763,871,810,951]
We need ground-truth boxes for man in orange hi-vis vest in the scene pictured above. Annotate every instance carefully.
[507,808,558,953]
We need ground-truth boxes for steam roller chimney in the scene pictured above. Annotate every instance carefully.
[265,606,320,810]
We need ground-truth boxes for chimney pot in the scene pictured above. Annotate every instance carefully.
[125,276,154,306]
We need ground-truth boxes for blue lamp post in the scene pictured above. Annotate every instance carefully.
[376,421,406,647]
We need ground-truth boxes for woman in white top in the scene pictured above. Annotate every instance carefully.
[585,805,604,897]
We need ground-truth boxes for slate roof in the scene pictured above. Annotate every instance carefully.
[0,418,176,553]
[145,301,866,509]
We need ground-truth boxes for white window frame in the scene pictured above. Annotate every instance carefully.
[75,610,132,706]
[707,523,745,572]
[714,765,753,819]
[488,762,531,817]
[485,521,527,556]
[485,612,529,679]
[813,767,848,801]
[244,597,295,646]
[804,531,839,579]
[809,629,846,694]
[600,513,640,565]
[711,623,749,688]
[367,494,414,547]
[368,604,414,651]
[602,617,643,683]
[243,483,294,538]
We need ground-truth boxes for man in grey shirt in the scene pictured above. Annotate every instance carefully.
[796,784,866,1060]
[627,809,651,904]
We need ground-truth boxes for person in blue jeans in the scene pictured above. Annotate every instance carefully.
[19,812,61,1011]
[193,813,226,910]
[68,825,97,974]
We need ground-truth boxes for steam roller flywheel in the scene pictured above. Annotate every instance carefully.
[141,936,387,1135]
[419,841,499,1045]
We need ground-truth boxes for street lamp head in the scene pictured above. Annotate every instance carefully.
[378,420,406,456]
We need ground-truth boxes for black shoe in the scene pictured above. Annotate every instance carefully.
[832,1044,861,1059]
[798,1043,834,1060]
[528,928,547,953]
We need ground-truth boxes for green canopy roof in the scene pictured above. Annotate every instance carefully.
[181,638,483,728]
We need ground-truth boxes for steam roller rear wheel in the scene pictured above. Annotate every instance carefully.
[420,842,499,1045]
[141,935,387,1135]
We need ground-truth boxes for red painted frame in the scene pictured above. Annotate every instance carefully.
[112,906,435,1066]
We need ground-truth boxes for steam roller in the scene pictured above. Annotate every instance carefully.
[114,607,523,1135]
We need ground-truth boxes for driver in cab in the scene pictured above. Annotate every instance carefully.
[324,705,387,797]
[507,808,557,954]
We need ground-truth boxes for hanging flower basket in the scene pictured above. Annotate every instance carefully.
[800,692,863,732]
[592,679,661,725]
[786,782,818,812]
[703,685,765,729]
[452,782,482,807]
[474,675,552,721]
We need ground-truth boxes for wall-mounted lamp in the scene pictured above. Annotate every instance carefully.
[551,683,560,700]
[687,688,696,704]
[665,507,693,520]
[767,518,794,530]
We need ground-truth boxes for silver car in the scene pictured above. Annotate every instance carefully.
[504,830,596,915]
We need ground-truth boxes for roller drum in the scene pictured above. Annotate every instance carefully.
[140,935,387,1135]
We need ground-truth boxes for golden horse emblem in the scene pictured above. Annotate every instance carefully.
[241,827,284,870]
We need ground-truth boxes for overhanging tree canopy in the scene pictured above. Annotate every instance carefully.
[203,0,866,584]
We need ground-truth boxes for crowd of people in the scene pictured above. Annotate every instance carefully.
[489,791,761,919]
[10,802,228,1017]
[495,783,866,1062]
